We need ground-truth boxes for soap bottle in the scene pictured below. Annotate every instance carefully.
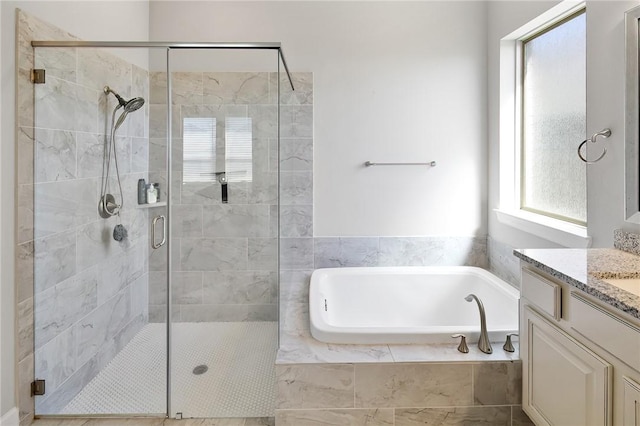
[138,179,147,204]
[147,184,157,203]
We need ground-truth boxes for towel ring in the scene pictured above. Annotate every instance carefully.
[578,128,611,164]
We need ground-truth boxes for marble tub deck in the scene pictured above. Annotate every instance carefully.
[277,326,520,365]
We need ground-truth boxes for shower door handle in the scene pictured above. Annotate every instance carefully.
[151,215,166,249]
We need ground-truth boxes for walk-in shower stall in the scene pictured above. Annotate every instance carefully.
[29,38,295,419]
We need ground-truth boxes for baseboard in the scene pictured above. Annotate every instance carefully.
[0,407,19,426]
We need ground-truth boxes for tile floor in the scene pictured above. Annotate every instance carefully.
[41,323,277,419]
[33,418,274,426]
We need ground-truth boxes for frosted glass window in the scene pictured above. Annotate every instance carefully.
[183,117,217,183]
[225,117,253,183]
[522,11,586,224]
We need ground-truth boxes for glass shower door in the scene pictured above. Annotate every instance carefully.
[32,45,168,416]
[165,48,280,419]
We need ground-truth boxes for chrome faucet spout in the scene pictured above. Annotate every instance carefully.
[465,294,492,354]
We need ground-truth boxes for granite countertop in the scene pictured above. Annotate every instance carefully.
[514,248,640,320]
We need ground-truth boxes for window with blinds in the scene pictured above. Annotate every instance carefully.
[225,117,253,183]
[182,117,217,183]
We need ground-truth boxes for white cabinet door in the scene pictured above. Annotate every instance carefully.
[624,377,640,426]
[523,305,612,426]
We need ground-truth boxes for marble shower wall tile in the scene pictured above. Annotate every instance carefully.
[18,354,34,421]
[270,72,314,105]
[34,128,76,182]
[16,241,35,304]
[34,230,77,294]
[248,238,278,270]
[280,205,313,238]
[74,287,132,367]
[203,72,269,105]
[34,266,98,350]
[279,138,313,171]
[281,106,314,138]
[34,178,96,238]
[280,172,312,205]
[281,238,314,270]
[36,355,100,415]
[35,326,77,394]
[17,298,34,363]
[35,47,76,82]
[203,271,276,304]
[178,304,276,322]
[180,238,248,271]
[17,126,34,185]
[17,184,34,244]
[35,75,98,133]
[202,204,271,238]
[77,48,132,96]
[151,71,204,105]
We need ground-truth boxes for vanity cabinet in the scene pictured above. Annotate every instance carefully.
[623,377,640,426]
[523,305,611,426]
[520,265,640,426]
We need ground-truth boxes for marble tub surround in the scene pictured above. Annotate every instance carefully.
[147,71,312,322]
[515,248,640,319]
[275,360,526,425]
[313,236,488,268]
[488,236,520,287]
[16,10,151,420]
[614,229,640,256]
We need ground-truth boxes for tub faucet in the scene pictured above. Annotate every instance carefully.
[465,294,492,354]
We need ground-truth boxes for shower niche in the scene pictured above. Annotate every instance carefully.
[26,20,296,420]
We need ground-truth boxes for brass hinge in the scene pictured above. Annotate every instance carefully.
[30,69,45,84]
[31,379,45,396]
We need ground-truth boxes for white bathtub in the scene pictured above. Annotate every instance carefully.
[309,266,519,344]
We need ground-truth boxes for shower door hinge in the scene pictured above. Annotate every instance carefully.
[31,379,45,396]
[31,69,46,84]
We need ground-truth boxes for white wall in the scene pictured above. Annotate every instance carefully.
[488,0,640,249]
[487,1,562,251]
[586,0,640,245]
[150,1,489,237]
[0,1,149,418]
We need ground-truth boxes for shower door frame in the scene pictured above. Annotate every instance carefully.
[30,40,295,419]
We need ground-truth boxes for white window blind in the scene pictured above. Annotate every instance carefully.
[225,117,253,182]
[183,117,216,183]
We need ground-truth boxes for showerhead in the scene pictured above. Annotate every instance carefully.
[103,86,145,112]
[124,97,145,113]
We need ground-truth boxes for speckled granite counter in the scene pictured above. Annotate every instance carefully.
[514,248,640,320]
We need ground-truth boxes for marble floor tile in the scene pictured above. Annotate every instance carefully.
[395,406,511,425]
[276,408,393,426]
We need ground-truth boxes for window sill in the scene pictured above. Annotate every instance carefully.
[494,208,592,248]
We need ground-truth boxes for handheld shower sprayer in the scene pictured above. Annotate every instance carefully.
[99,86,146,224]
